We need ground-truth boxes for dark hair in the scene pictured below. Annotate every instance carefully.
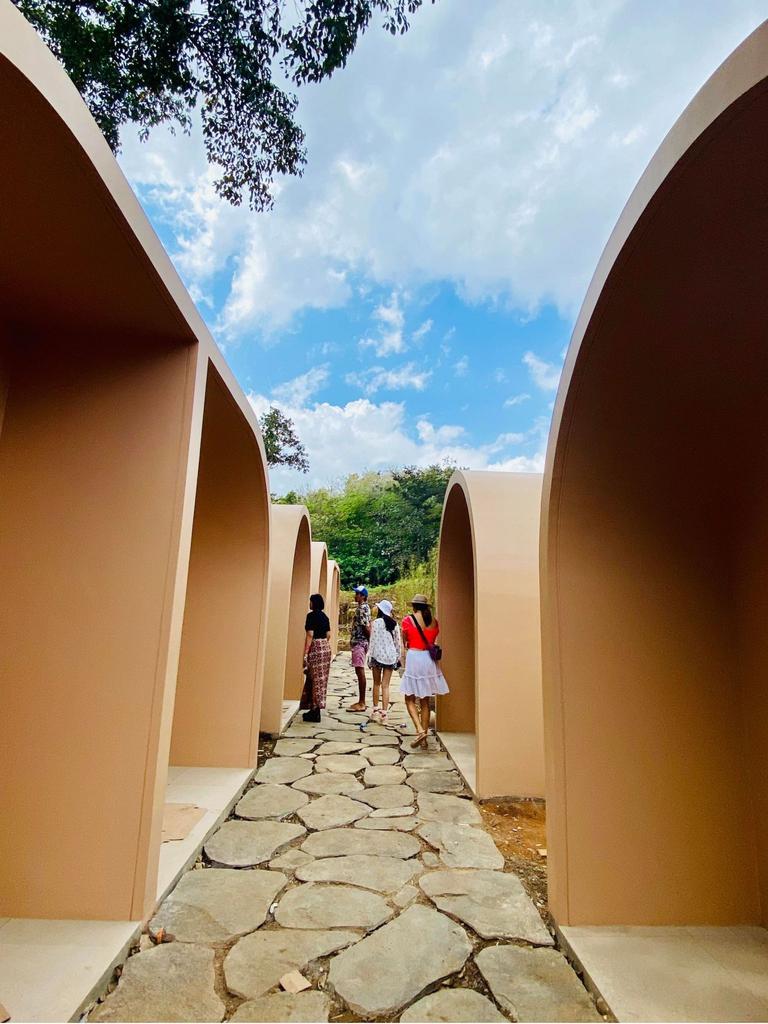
[378,608,397,634]
[310,593,325,611]
[412,602,432,627]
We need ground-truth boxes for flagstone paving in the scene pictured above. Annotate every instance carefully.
[89,656,603,1023]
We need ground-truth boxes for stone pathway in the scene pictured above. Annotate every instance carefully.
[89,658,603,1023]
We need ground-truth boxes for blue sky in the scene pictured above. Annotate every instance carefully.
[118,0,764,493]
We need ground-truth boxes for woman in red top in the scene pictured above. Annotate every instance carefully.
[400,594,448,748]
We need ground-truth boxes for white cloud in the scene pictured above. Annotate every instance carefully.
[505,392,531,406]
[453,356,469,377]
[523,350,562,391]
[119,2,767,337]
[412,319,434,342]
[272,366,330,406]
[346,362,432,395]
[249,392,545,493]
[359,292,406,355]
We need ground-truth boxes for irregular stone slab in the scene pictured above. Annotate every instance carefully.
[401,989,507,1022]
[408,770,464,794]
[274,739,319,756]
[355,816,418,832]
[392,884,418,909]
[283,723,323,738]
[314,741,362,756]
[90,943,224,1022]
[296,854,418,893]
[363,765,406,786]
[359,746,400,765]
[297,793,370,830]
[355,784,414,809]
[275,883,393,931]
[328,905,471,1016]
[293,773,364,797]
[301,828,420,859]
[315,730,363,743]
[419,869,553,943]
[150,868,286,943]
[205,820,305,867]
[314,754,368,774]
[402,753,453,772]
[230,992,330,1023]
[418,822,503,870]
[254,757,313,786]
[417,793,482,825]
[237,784,309,821]
[371,805,414,818]
[357,734,399,746]
[225,930,358,999]
[476,945,601,1022]
[269,848,314,873]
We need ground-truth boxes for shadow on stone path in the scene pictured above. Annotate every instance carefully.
[89,658,604,1023]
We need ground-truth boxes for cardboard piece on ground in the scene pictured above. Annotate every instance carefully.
[279,971,311,994]
[161,803,206,843]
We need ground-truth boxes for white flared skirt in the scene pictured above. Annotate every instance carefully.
[400,648,449,698]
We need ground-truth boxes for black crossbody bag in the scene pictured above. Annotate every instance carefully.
[410,614,442,662]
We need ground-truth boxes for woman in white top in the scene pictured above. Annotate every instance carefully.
[367,600,401,723]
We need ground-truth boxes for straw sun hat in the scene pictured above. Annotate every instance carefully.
[411,594,430,605]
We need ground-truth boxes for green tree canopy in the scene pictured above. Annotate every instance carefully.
[278,464,456,587]
[259,406,309,472]
[15,0,429,210]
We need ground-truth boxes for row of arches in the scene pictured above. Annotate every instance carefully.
[434,17,768,944]
[0,3,337,926]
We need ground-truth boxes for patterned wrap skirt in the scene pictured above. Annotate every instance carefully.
[301,637,332,709]
[400,648,449,698]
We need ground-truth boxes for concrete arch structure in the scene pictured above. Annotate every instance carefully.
[437,471,544,799]
[261,505,313,732]
[0,0,270,929]
[310,541,329,600]
[327,559,341,655]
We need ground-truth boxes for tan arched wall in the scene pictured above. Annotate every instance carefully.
[328,560,341,655]
[542,21,768,927]
[438,471,544,799]
[261,505,312,731]
[169,363,270,768]
[0,0,270,922]
[311,541,329,599]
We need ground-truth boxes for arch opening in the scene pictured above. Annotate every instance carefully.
[285,516,313,700]
[310,541,329,600]
[327,560,341,656]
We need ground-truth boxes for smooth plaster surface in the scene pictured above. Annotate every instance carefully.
[261,505,312,730]
[328,559,341,655]
[0,0,270,922]
[311,541,329,600]
[438,471,544,799]
[541,20,768,927]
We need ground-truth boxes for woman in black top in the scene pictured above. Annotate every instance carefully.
[300,593,332,722]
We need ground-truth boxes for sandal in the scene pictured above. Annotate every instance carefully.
[410,732,428,749]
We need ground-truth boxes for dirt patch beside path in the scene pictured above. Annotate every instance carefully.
[479,798,548,913]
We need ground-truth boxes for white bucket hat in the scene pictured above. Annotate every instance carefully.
[376,599,394,616]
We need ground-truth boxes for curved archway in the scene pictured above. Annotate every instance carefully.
[327,559,341,656]
[261,505,312,732]
[542,22,768,935]
[310,541,329,600]
[438,471,543,798]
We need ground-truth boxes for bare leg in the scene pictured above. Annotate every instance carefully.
[405,694,422,733]
[371,665,382,710]
[419,698,431,736]
[349,656,368,711]
[380,667,392,719]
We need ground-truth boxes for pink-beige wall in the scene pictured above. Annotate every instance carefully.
[0,0,271,922]
[328,560,341,656]
[541,21,768,927]
[261,505,312,730]
[438,471,544,799]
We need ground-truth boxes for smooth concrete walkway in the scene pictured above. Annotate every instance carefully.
[87,658,601,1023]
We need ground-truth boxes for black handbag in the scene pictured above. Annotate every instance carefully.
[410,614,442,662]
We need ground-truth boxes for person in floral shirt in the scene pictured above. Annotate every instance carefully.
[348,585,371,711]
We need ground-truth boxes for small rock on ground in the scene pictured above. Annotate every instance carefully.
[476,945,602,1022]
[296,854,418,893]
[301,828,420,859]
[417,793,482,825]
[328,905,471,1016]
[292,773,364,796]
[90,943,223,1022]
[230,992,330,1022]
[418,822,504,870]
[254,757,313,786]
[204,820,305,867]
[408,770,464,794]
[225,930,358,999]
[419,869,553,944]
[400,988,507,1022]
[363,765,407,786]
[150,868,286,943]
[355,784,414,809]
[236,784,308,821]
[296,793,370,830]
[275,883,393,931]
